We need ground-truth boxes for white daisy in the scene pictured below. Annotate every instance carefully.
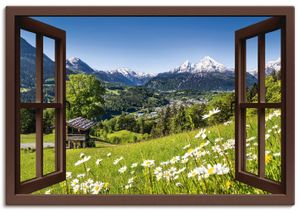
[141,160,155,168]
[95,159,103,165]
[118,166,127,174]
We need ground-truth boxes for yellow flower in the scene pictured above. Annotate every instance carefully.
[226,181,232,189]
[265,154,272,164]
[207,166,215,175]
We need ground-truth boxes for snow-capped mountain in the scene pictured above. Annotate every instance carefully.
[248,57,281,78]
[171,56,228,74]
[108,68,155,79]
[146,56,257,91]
[266,58,281,75]
[20,34,258,92]
[66,57,95,74]
[66,57,154,86]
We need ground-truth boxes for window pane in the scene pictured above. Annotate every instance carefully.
[265,30,281,103]
[245,108,258,175]
[246,37,258,103]
[265,108,281,182]
[20,108,36,182]
[20,30,36,103]
[43,108,56,175]
[43,37,56,103]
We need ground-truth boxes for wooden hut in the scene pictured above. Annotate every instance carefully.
[67,117,96,148]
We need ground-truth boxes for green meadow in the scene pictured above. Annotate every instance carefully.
[20,109,281,195]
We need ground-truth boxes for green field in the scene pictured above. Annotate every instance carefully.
[20,109,281,195]
[21,132,55,143]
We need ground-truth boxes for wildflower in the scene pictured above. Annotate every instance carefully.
[214,164,230,175]
[125,184,132,190]
[160,161,169,166]
[212,145,222,153]
[223,139,235,150]
[195,129,207,139]
[224,120,232,126]
[181,157,189,164]
[202,108,221,119]
[175,182,183,187]
[265,151,272,164]
[107,152,112,157]
[95,159,103,165]
[266,110,281,121]
[141,160,155,168]
[183,144,191,150]
[103,182,110,191]
[274,110,281,117]
[246,137,256,142]
[66,171,72,179]
[118,166,127,174]
[131,163,138,168]
[265,134,270,140]
[226,181,232,189]
[154,167,162,175]
[80,152,85,158]
[80,182,89,194]
[176,167,186,174]
[128,177,134,184]
[273,152,281,157]
[215,138,223,143]
[188,167,206,178]
[130,170,135,175]
[162,170,173,182]
[71,178,79,187]
[91,181,104,194]
[75,156,91,166]
[85,178,94,187]
[77,173,85,178]
[113,156,124,165]
[155,172,163,181]
[86,168,91,172]
[45,189,51,194]
[206,164,215,175]
[72,184,80,193]
[170,156,181,164]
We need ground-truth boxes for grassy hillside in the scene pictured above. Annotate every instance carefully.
[19,108,281,195]
[106,130,149,144]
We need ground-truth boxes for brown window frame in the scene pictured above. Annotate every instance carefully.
[12,17,66,194]
[235,17,287,194]
[6,6,294,205]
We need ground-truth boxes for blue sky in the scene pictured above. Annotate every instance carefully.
[21,16,280,74]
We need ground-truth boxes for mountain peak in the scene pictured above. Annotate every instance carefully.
[200,56,215,62]
[66,57,95,74]
[68,56,80,63]
[194,56,226,73]
[249,57,281,77]
[172,56,228,73]
[109,67,132,76]
[178,60,193,72]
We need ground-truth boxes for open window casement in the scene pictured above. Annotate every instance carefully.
[15,17,66,194]
[235,17,286,194]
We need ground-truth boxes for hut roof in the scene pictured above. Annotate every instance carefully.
[67,117,97,131]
